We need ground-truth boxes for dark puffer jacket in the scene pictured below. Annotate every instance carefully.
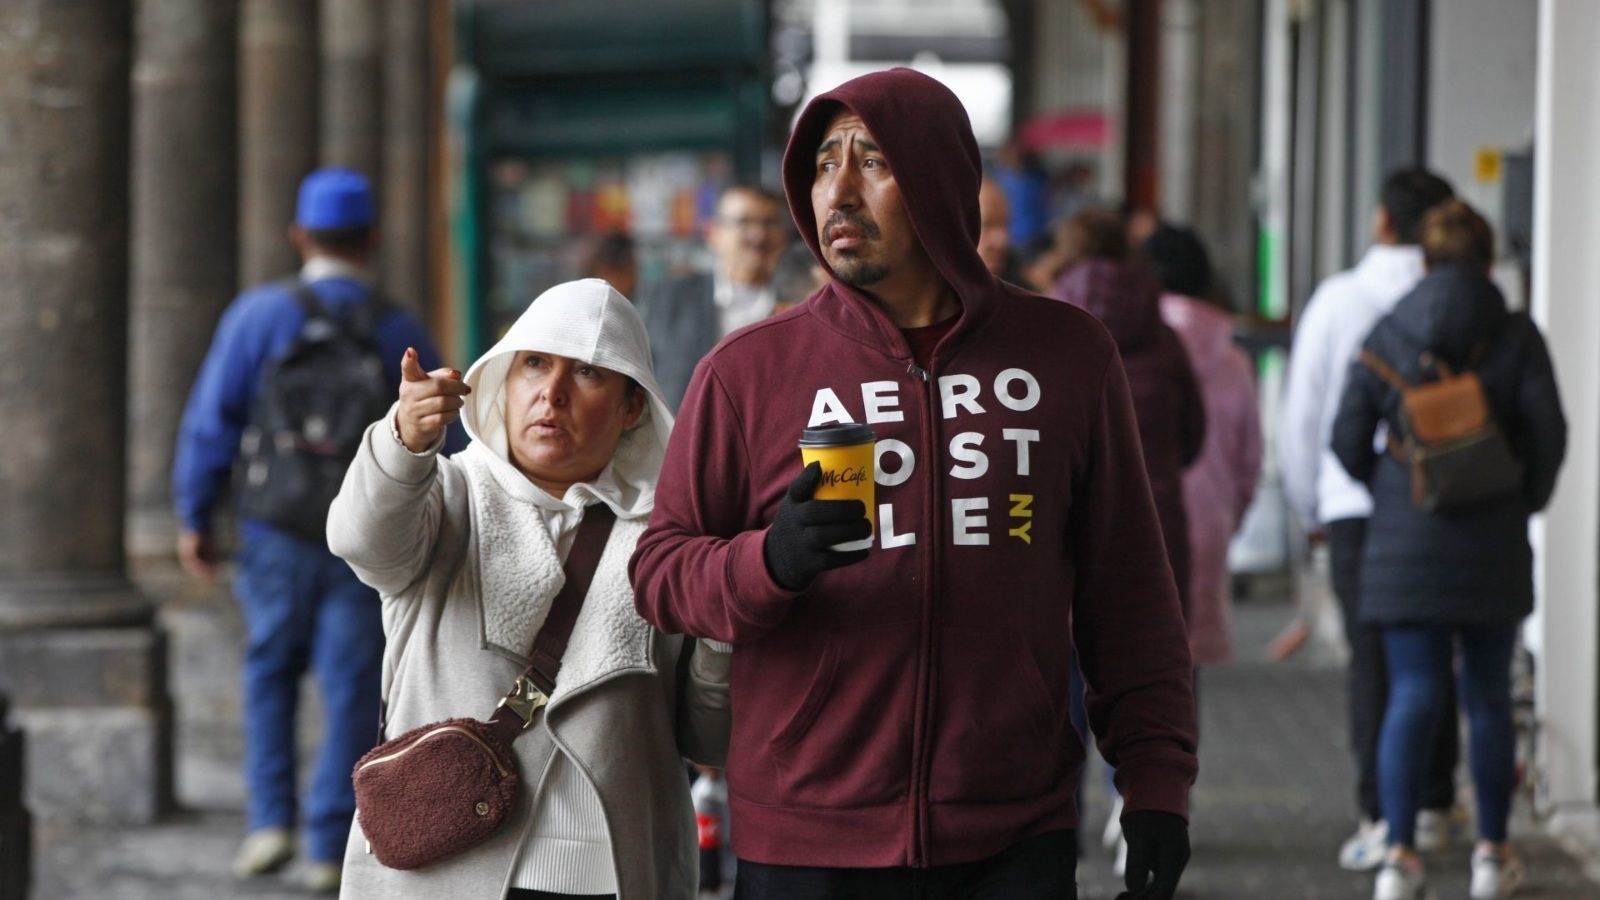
[1331,267,1566,626]
[1054,260,1206,609]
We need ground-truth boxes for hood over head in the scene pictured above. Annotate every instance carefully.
[1387,266,1509,367]
[1052,259,1164,350]
[460,278,673,518]
[1160,293,1236,364]
[781,68,1000,353]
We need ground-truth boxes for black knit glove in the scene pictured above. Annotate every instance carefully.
[762,462,871,592]
[1116,810,1190,900]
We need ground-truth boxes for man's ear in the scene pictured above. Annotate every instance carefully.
[1373,207,1396,244]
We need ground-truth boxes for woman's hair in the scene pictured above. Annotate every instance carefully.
[1420,199,1494,270]
[1057,208,1128,269]
[1142,224,1215,301]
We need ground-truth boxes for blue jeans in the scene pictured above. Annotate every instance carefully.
[234,524,385,862]
[1378,623,1518,848]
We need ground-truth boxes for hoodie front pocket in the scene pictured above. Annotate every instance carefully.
[929,624,1065,803]
[734,621,918,810]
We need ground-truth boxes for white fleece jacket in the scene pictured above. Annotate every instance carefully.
[329,279,729,900]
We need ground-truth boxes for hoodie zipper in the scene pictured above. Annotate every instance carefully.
[908,355,940,867]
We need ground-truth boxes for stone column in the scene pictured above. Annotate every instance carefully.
[0,0,171,823]
[1531,0,1600,822]
[1194,0,1262,307]
[127,0,240,561]
[1123,0,1162,212]
[321,0,382,179]
[382,0,430,313]
[239,0,317,287]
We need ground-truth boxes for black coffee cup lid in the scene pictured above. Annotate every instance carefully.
[798,423,876,447]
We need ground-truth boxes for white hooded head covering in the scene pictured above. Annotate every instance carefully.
[459,278,673,520]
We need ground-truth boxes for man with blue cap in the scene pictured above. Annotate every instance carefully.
[174,167,460,893]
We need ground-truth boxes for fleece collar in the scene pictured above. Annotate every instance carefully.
[456,444,655,699]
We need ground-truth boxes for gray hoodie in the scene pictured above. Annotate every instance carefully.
[328,279,729,899]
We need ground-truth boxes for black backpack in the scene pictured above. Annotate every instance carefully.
[238,283,394,540]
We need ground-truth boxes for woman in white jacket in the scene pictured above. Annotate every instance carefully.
[327,279,729,900]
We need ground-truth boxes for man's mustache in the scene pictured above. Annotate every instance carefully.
[822,212,881,242]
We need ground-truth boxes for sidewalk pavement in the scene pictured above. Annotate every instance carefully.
[29,571,1600,898]
[1071,597,1600,899]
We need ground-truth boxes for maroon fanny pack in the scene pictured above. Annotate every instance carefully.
[352,504,616,870]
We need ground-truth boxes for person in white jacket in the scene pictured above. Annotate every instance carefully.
[327,279,730,900]
[1278,169,1460,871]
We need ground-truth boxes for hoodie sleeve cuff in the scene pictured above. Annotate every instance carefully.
[371,403,443,485]
[725,528,802,633]
[1116,762,1194,823]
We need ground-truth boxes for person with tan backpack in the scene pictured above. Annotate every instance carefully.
[1332,200,1567,900]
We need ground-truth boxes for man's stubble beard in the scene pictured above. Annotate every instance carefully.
[820,210,888,287]
[829,254,890,287]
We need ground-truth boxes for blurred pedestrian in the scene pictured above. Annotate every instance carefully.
[1049,160,1098,223]
[632,68,1197,900]
[1333,200,1566,900]
[992,140,1051,254]
[977,175,1015,280]
[1279,168,1463,872]
[1146,224,1262,670]
[641,184,787,408]
[172,168,458,893]
[1022,207,1124,294]
[1051,212,1206,875]
[1052,211,1206,619]
[328,279,730,899]
[584,230,638,300]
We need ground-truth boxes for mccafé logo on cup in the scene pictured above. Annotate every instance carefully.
[798,423,876,552]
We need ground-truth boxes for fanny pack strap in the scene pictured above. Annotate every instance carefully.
[485,503,617,745]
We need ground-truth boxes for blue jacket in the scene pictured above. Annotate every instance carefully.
[173,274,464,537]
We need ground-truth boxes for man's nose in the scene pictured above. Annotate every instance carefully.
[825,165,861,211]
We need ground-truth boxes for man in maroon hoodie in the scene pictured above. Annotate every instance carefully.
[631,68,1196,900]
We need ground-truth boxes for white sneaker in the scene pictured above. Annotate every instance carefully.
[1373,855,1432,900]
[1469,846,1525,899]
[1113,835,1127,878]
[302,861,342,895]
[1102,795,1125,850]
[232,827,294,878]
[1341,818,1390,871]
[1416,807,1467,853]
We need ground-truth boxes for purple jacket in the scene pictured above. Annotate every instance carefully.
[1053,261,1205,612]
[1161,294,1261,665]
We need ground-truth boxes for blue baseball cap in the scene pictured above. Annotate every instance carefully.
[296,167,375,230]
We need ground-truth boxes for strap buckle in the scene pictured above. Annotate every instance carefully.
[497,675,549,730]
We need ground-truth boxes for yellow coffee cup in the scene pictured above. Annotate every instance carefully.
[798,423,876,552]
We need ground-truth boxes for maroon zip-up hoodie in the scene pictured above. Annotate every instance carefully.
[631,68,1197,869]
